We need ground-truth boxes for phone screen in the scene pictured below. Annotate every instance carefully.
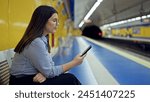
[80,45,92,57]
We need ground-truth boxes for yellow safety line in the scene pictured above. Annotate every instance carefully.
[84,37,150,69]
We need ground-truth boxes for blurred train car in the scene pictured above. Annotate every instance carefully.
[82,25,102,39]
[111,19,150,38]
[101,18,150,53]
[111,26,150,38]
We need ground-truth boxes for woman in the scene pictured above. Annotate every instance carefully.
[9,5,85,85]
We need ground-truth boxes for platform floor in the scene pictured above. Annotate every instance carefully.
[53,37,150,85]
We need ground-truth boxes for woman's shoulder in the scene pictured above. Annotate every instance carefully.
[32,37,43,43]
[29,37,45,48]
[24,37,47,56]
[31,37,45,45]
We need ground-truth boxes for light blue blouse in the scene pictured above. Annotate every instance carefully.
[10,35,63,78]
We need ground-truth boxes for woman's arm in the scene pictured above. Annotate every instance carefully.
[26,38,63,78]
[33,54,86,83]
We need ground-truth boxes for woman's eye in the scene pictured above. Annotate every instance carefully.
[53,19,57,22]
[52,19,59,25]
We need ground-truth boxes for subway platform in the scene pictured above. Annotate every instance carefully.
[53,37,150,85]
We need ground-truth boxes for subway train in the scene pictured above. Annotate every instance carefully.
[111,20,150,38]
[101,16,150,53]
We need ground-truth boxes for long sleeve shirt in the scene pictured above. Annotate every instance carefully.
[10,35,63,78]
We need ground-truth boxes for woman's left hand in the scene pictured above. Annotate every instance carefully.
[33,73,46,83]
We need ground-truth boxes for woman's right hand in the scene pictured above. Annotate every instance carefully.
[72,54,86,66]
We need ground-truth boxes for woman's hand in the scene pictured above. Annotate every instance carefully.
[33,73,46,83]
[72,54,86,66]
[62,53,86,72]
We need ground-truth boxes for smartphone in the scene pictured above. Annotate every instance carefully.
[80,45,92,57]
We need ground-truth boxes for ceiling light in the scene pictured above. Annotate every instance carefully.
[78,0,103,28]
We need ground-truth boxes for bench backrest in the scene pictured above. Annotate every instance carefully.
[0,52,10,85]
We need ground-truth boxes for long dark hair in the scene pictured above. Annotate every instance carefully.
[14,5,58,53]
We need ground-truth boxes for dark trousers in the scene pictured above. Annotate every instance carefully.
[9,73,81,85]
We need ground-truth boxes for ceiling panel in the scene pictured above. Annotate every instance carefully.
[74,0,150,28]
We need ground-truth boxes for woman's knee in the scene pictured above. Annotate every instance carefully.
[41,73,81,85]
[64,73,76,78]
[63,73,81,85]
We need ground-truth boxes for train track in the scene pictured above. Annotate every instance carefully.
[100,38,150,59]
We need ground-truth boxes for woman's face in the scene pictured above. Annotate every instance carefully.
[44,13,59,34]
